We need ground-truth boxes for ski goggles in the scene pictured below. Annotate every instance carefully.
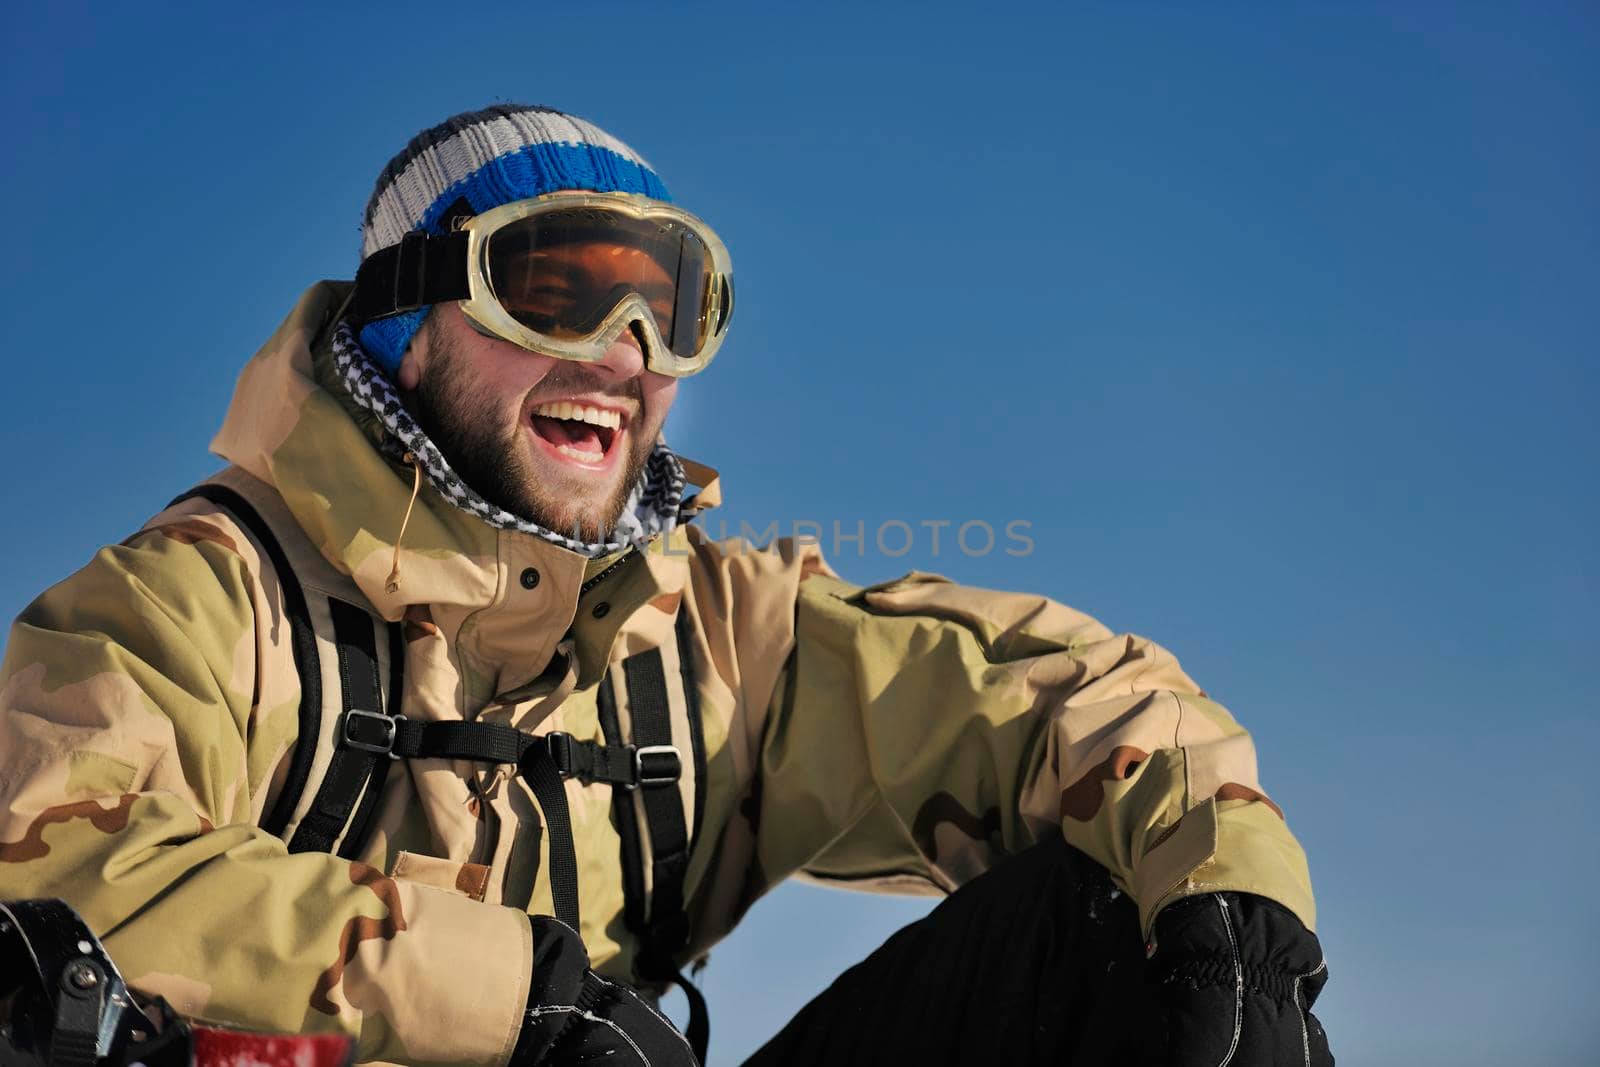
[349,192,735,377]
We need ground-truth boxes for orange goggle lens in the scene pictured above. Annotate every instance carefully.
[485,208,731,361]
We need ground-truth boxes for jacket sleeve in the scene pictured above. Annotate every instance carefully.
[728,556,1315,941]
[0,524,531,1066]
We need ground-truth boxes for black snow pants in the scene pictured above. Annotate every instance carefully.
[743,835,1149,1066]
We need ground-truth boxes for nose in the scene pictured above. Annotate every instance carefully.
[590,319,648,380]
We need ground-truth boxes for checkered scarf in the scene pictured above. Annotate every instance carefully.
[332,320,684,556]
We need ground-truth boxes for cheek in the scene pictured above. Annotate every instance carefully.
[480,349,562,404]
[643,377,678,422]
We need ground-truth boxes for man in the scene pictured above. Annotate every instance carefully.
[0,105,1331,1065]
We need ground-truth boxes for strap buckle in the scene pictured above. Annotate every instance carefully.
[545,731,576,776]
[629,744,681,790]
[342,708,401,759]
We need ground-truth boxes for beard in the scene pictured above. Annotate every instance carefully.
[406,323,655,544]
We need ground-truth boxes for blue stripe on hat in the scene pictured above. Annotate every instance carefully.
[360,140,671,374]
[415,140,671,235]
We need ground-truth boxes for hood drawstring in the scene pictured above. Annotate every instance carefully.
[386,452,421,594]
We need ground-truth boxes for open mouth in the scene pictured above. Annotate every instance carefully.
[528,400,626,468]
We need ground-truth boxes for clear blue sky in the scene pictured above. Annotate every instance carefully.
[3,3,1595,1063]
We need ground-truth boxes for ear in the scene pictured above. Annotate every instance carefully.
[397,350,421,390]
[395,307,434,390]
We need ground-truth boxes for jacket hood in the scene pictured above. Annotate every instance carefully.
[209,281,720,697]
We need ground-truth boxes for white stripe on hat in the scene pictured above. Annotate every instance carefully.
[362,111,657,257]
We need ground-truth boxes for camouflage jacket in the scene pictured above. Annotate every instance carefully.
[0,283,1316,1065]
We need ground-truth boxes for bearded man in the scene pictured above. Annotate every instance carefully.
[0,104,1332,1066]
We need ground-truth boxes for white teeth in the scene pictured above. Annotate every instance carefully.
[532,401,622,430]
[555,443,605,464]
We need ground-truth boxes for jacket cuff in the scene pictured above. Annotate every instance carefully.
[1132,797,1316,940]
[329,881,533,1066]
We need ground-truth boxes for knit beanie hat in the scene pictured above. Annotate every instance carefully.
[357,104,672,374]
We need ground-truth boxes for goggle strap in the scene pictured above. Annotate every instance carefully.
[349,230,472,323]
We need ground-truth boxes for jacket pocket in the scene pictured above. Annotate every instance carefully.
[388,850,492,902]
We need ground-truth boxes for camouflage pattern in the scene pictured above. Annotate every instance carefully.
[0,282,1315,1065]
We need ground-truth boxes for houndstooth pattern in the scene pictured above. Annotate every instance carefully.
[332,321,684,557]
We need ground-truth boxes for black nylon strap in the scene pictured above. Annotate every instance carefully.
[392,718,528,763]
[675,610,708,853]
[620,645,708,1062]
[348,230,471,323]
[672,612,712,1060]
[673,967,710,1062]
[289,599,386,854]
[597,675,648,936]
[167,485,320,839]
[339,621,405,860]
[625,649,692,956]
[383,719,673,789]
[520,745,582,931]
[548,731,632,784]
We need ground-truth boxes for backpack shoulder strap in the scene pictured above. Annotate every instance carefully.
[597,608,712,1060]
[162,467,403,857]
[289,597,404,858]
